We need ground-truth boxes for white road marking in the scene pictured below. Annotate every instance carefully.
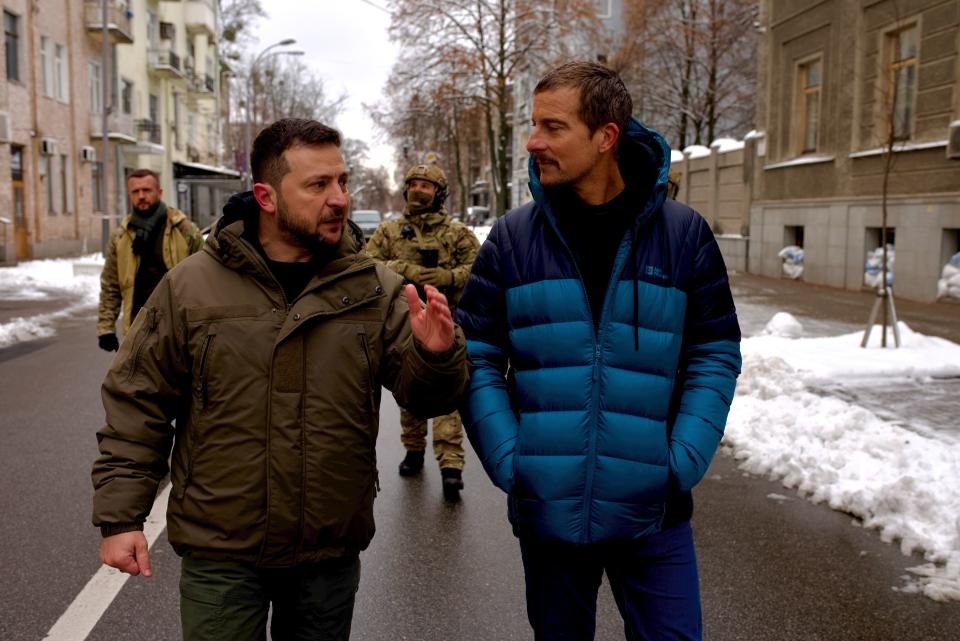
[42,484,172,641]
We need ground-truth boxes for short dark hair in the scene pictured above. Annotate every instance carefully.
[534,61,633,140]
[251,118,342,189]
[127,169,160,185]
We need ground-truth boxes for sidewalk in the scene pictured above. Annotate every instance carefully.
[730,271,960,344]
[731,270,959,440]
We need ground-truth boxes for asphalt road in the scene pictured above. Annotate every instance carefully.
[0,308,957,640]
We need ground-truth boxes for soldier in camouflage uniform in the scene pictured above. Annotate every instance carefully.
[366,164,480,501]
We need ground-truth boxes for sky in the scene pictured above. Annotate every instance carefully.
[2,254,959,601]
[249,0,400,172]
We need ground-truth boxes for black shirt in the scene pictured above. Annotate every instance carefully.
[552,185,640,327]
[242,218,328,305]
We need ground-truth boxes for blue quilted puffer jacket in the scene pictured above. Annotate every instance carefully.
[456,118,741,545]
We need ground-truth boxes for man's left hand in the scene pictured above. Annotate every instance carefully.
[405,284,455,353]
[418,268,453,287]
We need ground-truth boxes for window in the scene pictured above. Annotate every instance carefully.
[92,161,104,211]
[121,78,133,115]
[888,25,917,140]
[4,11,20,82]
[55,43,68,102]
[89,62,102,113]
[593,0,612,18]
[798,59,822,153]
[60,153,71,215]
[187,112,196,148]
[39,36,52,97]
[40,154,54,214]
[11,145,23,180]
[147,10,159,48]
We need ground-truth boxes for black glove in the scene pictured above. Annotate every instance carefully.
[98,333,119,352]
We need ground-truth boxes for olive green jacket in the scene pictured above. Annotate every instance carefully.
[365,208,479,308]
[97,205,203,336]
[92,213,469,567]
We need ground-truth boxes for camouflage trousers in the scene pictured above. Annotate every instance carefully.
[399,408,465,471]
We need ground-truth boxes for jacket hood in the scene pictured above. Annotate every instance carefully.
[206,190,367,278]
[527,117,672,228]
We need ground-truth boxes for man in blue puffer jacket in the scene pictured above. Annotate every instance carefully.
[457,61,741,640]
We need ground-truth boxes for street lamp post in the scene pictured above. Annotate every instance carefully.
[243,39,303,189]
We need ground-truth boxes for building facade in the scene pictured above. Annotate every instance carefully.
[748,0,960,302]
[0,0,233,265]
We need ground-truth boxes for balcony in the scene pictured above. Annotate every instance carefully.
[136,119,162,145]
[184,0,216,38]
[148,43,188,81]
[187,72,216,101]
[84,1,134,45]
[89,111,137,143]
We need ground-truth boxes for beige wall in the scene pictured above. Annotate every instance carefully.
[748,0,960,302]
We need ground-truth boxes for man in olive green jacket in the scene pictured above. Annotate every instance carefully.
[97,169,203,351]
[92,119,469,641]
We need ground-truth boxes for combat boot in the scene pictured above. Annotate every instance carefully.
[398,450,425,476]
[441,468,464,502]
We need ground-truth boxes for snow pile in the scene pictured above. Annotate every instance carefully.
[777,245,804,280]
[471,225,492,246]
[936,251,960,301]
[0,255,103,349]
[760,311,804,338]
[725,317,960,601]
[864,245,894,288]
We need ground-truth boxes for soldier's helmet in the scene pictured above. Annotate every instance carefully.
[403,164,448,208]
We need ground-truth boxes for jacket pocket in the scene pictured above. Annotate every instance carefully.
[177,328,217,500]
[124,307,159,383]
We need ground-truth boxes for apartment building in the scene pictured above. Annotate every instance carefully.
[0,0,231,264]
[748,0,960,302]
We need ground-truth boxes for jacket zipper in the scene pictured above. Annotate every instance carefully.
[358,331,380,495]
[125,307,158,382]
[196,331,216,407]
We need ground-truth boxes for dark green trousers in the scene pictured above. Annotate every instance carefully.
[180,555,360,641]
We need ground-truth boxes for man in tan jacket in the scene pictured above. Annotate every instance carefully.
[96,169,203,351]
[92,118,470,641]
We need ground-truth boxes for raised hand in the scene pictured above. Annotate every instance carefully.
[405,284,455,354]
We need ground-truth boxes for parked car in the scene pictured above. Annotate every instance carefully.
[351,209,383,241]
[466,206,491,226]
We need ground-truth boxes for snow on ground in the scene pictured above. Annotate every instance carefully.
[470,225,492,245]
[726,313,960,601]
[0,255,103,348]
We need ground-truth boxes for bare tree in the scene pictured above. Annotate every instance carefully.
[219,0,267,67]
[383,0,601,216]
[613,0,757,149]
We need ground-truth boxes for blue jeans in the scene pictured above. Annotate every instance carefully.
[519,521,702,641]
[179,555,360,641]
